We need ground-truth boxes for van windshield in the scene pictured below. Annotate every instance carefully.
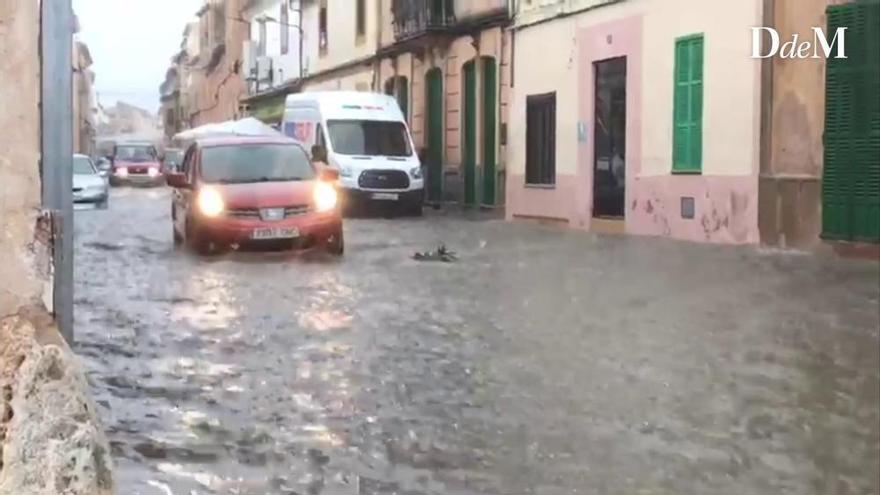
[326,120,412,157]
[201,144,315,184]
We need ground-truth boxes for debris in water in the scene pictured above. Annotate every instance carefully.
[413,244,457,262]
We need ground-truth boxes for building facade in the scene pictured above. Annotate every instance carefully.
[240,0,304,124]
[73,39,97,156]
[759,0,879,248]
[298,0,381,91]
[376,0,512,206]
[507,0,763,243]
[190,0,249,126]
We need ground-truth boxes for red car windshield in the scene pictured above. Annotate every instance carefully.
[115,145,157,162]
[200,144,315,184]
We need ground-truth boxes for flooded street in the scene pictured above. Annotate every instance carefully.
[74,188,880,494]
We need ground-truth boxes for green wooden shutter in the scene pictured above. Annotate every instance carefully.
[822,2,880,242]
[672,35,704,173]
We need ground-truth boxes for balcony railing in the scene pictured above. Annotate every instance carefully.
[392,0,456,40]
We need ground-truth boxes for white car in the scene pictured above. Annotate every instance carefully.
[73,154,109,209]
[283,91,423,215]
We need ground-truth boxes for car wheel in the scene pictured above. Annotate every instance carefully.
[186,219,213,255]
[326,231,345,256]
[97,198,109,210]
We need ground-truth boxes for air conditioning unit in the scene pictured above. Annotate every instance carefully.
[242,41,257,82]
[257,56,274,85]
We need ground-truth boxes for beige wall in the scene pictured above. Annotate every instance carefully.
[301,64,375,92]
[303,0,380,76]
[517,0,615,26]
[767,0,849,177]
[510,0,762,179]
[0,0,45,316]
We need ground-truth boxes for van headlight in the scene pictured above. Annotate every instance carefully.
[314,182,338,212]
[197,187,225,217]
[339,165,353,178]
[410,166,423,179]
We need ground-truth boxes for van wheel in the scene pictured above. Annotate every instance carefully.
[404,199,423,217]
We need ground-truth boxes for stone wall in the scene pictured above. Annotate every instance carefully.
[0,2,115,493]
[0,0,44,316]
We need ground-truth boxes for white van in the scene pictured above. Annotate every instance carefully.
[282,91,423,214]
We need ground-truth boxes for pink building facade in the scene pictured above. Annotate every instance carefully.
[507,0,763,244]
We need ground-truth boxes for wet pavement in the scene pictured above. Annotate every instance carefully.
[73,187,880,495]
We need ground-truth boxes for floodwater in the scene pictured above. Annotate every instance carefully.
[74,188,880,494]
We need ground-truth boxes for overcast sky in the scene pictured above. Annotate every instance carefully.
[73,0,203,114]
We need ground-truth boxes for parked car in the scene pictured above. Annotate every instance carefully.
[73,154,109,209]
[166,136,344,255]
[95,156,113,175]
[162,148,184,172]
[282,91,423,215]
[109,142,164,186]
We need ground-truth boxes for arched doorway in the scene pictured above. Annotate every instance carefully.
[425,68,444,202]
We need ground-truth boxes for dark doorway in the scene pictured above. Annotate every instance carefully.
[481,56,497,206]
[425,68,443,202]
[462,59,477,206]
[592,57,627,218]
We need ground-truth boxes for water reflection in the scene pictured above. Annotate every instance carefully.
[173,267,239,330]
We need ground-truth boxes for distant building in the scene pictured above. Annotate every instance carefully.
[73,32,97,155]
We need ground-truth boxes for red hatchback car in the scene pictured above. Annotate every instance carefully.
[166,136,343,255]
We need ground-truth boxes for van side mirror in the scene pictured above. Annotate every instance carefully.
[319,168,339,182]
[166,172,191,189]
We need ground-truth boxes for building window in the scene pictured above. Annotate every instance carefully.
[280,5,289,55]
[672,34,704,173]
[319,0,328,53]
[356,0,366,38]
[525,92,556,185]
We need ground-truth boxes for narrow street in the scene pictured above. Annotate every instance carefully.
[74,188,880,495]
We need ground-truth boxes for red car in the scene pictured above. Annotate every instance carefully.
[109,142,165,186]
[166,136,343,255]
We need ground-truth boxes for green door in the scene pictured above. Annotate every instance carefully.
[463,60,477,206]
[822,1,880,242]
[481,57,497,206]
[426,68,444,202]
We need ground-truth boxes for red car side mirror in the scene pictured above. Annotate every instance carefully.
[166,172,190,189]
[319,168,340,182]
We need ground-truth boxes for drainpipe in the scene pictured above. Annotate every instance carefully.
[373,0,383,91]
[758,0,775,245]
